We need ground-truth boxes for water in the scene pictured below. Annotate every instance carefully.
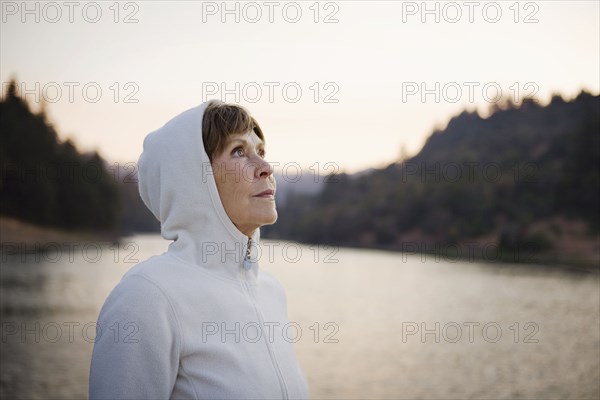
[1,234,598,399]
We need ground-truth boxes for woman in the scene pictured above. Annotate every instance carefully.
[89,100,309,399]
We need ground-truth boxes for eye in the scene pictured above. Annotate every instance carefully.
[232,145,266,159]
[232,146,245,157]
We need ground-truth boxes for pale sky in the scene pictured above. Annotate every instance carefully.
[2,0,599,174]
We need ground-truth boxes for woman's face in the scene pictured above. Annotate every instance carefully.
[211,130,277,238]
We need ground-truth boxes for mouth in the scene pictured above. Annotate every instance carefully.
[253,189,275,198]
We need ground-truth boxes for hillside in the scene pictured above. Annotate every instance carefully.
[263,92,600,267]
[0,79,158,238]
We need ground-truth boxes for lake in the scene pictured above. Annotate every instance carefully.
[1,234,598,399]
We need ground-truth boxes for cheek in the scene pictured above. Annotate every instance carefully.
[224,173,251,201]
[226,182,253,220]
[217,160,254,202]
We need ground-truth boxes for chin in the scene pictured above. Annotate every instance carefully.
[260,210,278,226]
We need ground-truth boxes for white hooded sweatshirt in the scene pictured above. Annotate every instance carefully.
[89,102,309,399]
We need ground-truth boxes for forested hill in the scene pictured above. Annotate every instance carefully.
[0,80,159,234]
[264,92,599,263]
[2,79,598,263]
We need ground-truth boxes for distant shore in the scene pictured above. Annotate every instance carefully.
[0,216,122,249]
[269,238,600,275]
[2,215,597,273]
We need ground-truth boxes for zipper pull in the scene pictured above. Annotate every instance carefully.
[243,237,252,270]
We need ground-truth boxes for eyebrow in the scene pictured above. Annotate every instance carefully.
[229,138,265,151]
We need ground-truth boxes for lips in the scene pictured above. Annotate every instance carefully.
[253,189,274,197]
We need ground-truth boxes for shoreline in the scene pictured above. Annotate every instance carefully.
[262,236,600,274]
[0,216,122,249]
[2,216,597,273]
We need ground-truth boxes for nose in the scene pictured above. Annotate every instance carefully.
[255,157,274,179]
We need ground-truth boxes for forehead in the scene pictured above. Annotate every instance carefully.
[227,131,264,147]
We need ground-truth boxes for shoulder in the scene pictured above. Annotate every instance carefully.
[122,253,178,282]
[99,270,173,321]
[116,253,196,296]
[98,254,182,322]
[96,257,183,349]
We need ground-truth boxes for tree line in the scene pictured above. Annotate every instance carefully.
[0,79,158,234]
[263,91,600,259]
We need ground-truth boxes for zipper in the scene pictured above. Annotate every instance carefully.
[241,236,289,399]
[243,237,252,271]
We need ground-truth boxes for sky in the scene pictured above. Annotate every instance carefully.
[1,0,599,174]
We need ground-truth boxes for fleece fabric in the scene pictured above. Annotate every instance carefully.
[88,101,309,399]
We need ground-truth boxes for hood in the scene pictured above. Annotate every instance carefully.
[137,102,262,282]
